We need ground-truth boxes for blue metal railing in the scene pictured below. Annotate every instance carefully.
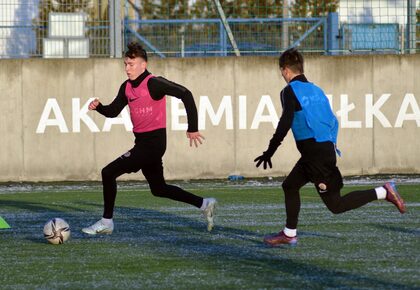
[124,17,328,58]
[341,23,400,53]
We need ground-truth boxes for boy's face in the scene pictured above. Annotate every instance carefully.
[124,56,147,80]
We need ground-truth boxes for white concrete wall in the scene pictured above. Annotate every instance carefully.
[0,54,419,181]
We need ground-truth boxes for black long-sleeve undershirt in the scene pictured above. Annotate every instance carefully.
[265,74,307,156]
[96,70,198,132]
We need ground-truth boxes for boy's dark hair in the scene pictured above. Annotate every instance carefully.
[279,48,304,74]
[125,42,148,61]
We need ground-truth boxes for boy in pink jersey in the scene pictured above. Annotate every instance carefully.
[82,42,216,235]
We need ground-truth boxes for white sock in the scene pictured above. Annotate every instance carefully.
[375,187,387,200]
[200,199,208,210]
[283,227,297,237]
[101,217,113,226]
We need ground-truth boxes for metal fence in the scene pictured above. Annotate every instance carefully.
[338,0,419,54]
[124,17,328,57]
[0,0,111,58]
[0,0,418,58]
[124,0,419,57]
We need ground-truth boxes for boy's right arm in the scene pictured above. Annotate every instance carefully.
[90,82,128,118]
[254,87,297,169]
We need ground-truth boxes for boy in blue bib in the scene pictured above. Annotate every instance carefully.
[254,48,406,246]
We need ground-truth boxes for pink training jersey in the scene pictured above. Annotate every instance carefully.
[125,74,166,133]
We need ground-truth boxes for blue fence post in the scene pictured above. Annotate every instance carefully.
[219,21,227,56]
[327,12,339,55]
[323,17,327,54]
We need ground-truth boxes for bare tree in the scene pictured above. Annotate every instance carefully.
[291,0,338,17]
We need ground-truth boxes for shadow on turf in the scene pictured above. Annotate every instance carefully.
[3,198,412,288]
[0,199,86,213]
[0,199,90,244]
[372,224,420,236]
[77,205,410,289]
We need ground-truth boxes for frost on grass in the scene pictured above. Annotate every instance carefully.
[0,183,419,289]
[1,174,420,194]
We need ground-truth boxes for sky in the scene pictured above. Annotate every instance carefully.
[338,0,418,24]
[0,0,39,57]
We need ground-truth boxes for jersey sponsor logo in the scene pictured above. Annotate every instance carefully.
[131,106,153,116]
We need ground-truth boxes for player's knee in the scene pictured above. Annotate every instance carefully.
[101,166,115,180]
[327,204,346,214]
[329,207,342,214]
[150,185,168,198]
[282,181,298,194]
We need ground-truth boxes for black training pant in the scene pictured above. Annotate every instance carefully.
[282,140,377,229]
[101,128,203,218]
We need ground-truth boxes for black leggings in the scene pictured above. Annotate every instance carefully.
[101,129,203,218]
[282,159,377,229]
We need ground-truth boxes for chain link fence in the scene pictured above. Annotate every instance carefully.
[124,17,328,57]
[338,0,419,54]
[0,0,418,58]
[124,0,336,56]
[125,0,419,56]
[0,0,110,58]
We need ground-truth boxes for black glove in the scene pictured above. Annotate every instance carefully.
[254,151,273,170]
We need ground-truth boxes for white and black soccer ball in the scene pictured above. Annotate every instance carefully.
[43,218,71,245]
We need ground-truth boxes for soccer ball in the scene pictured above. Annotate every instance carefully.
[43,218,71,245]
